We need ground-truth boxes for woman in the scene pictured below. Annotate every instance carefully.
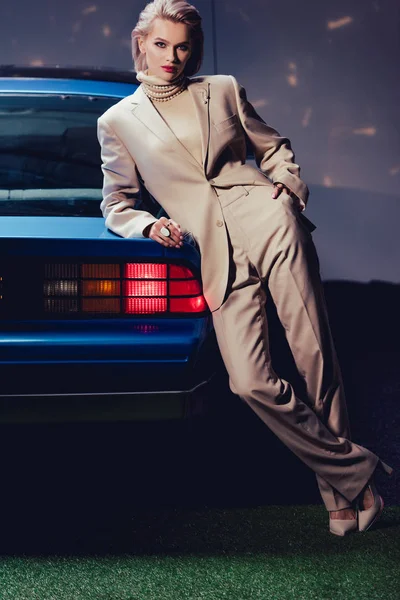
[97,0,393,535]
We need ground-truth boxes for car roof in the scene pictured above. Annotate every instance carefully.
[0,65,139,99]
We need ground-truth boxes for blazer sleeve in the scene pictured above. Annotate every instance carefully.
[97,116,158,237]
[230,75,309,210]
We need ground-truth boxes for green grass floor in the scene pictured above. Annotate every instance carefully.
[0,505,399,600]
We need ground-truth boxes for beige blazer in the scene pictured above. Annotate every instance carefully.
[97,74,310,311]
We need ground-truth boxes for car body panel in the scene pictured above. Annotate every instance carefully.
[0,68,219,422]
[0,77,137,99]
[0,215,118,239]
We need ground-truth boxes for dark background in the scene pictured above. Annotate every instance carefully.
[1,0,399,281]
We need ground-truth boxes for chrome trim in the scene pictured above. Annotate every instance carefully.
[0,375,214,399]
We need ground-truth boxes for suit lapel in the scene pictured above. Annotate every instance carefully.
[130,81,211,174]
[188,81,210,175]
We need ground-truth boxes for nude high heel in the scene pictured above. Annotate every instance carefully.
[358,479,385,532]
[328,459,393,536]
[358,459,394,532]
[329,512,358,536]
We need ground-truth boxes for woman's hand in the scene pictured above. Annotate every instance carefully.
[145,217,184,248]
[272,182,302,210]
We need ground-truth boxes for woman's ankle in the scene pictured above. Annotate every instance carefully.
[330,507,356,520]
[329,506,357,521]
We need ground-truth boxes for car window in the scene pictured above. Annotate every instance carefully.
[0,94,118,217]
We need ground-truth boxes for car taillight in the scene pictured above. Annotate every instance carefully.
[43,262,207,316]
[124,297,168,315]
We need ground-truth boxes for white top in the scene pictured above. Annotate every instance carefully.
[152,88,203,167]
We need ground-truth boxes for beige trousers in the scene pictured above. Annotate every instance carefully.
[211,184,382,511]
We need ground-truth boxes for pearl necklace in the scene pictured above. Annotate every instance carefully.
[141,84,187,102]
[136,69,188,102]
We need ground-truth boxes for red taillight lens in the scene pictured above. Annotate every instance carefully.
[125,263,167,279]
[124,297,168,314]
[169,280,201,296]
[170,296,207,313]
[44,261,207,316]
[124,280,167,297]
[169,265,195,279]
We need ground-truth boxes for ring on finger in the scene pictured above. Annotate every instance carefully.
[160,226,171,238]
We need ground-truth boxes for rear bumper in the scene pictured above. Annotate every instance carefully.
[0,317,220,422]
[0,376,215,423]
[0,318,208,363]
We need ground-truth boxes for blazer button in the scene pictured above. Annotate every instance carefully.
[216,220,224,227]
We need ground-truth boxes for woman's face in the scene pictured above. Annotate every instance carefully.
[138,18,192,81]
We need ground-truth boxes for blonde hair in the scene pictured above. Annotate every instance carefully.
[131,0,204,77]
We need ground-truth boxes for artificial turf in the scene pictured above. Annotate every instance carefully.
[0,505,398,600]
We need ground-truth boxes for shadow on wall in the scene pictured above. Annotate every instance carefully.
[305,184,400,283]
[305,185,400,487]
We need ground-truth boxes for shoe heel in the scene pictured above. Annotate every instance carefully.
[358,480,385,532]
[378,459,394,477]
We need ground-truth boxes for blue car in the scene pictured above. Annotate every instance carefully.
[0,66,223,424]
